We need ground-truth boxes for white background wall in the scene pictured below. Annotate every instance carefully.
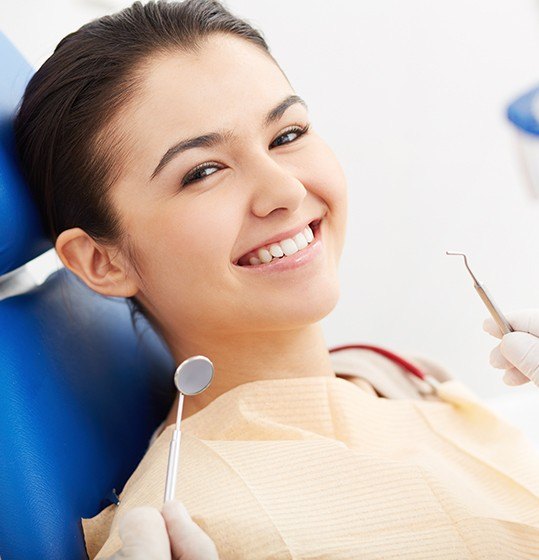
[3,0,539,409]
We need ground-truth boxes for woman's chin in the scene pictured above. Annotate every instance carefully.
[242,274,341,328]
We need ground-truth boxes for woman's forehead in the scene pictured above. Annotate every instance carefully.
[135,35,290,125]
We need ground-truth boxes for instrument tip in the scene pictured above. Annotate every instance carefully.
[446,251,466,257]
[445,251,477,283]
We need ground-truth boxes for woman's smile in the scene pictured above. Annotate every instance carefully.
[233,218,324,274]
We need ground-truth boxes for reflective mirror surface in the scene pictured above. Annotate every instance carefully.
[173,355,214,395]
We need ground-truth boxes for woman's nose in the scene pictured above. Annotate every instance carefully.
[247,152,307,216]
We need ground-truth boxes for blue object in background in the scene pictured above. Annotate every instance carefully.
[506,84,539,199]
[0,31,52,276]
[507,84,539,136]
[0,31,176,559]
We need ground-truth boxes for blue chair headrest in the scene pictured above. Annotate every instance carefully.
[0,267,176,559]
[0,31,52,276]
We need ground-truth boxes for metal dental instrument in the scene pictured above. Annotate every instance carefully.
[163,355,214,504]
[445,251,514,335]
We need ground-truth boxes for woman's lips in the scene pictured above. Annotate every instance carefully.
[234,219,322,268]
[233,219,321,266]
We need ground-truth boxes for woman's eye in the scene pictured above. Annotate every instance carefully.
[179,123,310,189]
[270,123,311,148]
[181,162,222,187]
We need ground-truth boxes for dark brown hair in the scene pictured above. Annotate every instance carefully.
[13,0,279,330]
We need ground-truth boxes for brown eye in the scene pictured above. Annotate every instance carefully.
[270,123,310,148]
[181,162,222,187]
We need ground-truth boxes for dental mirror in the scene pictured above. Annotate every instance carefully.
[164,355,214,503]
[174,355,214,395]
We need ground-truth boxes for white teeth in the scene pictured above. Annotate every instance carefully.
[280,238,299,256]
[257,248,273,263]
[293,232,308,250]
[269,244,284,257]
[240,222,317,266]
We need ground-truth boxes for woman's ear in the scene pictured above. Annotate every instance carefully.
[55,227,139,298]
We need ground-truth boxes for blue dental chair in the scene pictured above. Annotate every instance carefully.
[0,31,176,560]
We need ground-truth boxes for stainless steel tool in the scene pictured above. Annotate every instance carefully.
[163,355,214,504]
[446,251,514,335]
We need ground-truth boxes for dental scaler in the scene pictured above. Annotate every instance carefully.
[446,251,514,335]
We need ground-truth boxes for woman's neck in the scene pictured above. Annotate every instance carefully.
[162,322,336,427]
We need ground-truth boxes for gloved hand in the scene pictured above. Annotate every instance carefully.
[102,499,219,560]
[483,308,539,387]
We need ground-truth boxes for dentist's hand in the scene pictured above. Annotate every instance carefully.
[483,308,539,387]
[101,500,219,560]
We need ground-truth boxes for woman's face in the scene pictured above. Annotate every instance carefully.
[108,33,348,342]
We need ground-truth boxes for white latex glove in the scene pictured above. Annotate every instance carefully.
[483,308,539,387]
[102,500,219,560]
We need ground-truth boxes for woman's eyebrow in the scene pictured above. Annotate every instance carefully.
[149,94,308,181]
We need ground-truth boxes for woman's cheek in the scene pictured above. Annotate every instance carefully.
[302,142,347,205]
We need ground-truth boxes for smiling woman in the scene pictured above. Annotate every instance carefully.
[12,1,539,559]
